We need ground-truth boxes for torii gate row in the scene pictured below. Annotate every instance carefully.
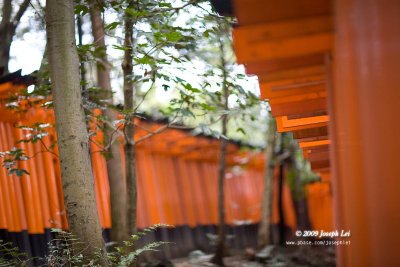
[211,0,400,266]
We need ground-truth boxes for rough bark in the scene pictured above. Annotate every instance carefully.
[258,116,277,248]
[292,197,312,231]
[46,0,105,258]
[288,141,312,232]
[0,0,30,75]
[277,160,285,246]
[89,1,127,245]
[77,14,87,97]
[211,38,229,267]
[122,1,137,238]
[277,132,289,246]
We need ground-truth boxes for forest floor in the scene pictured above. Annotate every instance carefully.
[168,245,336,267]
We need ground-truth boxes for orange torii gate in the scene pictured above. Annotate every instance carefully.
[0,73,333,259]
[216,0,400,266]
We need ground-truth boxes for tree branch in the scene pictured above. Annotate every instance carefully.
[1,0,12,28]
[140,0,199,19]
[133,124,168,145]
[12,0,30,26]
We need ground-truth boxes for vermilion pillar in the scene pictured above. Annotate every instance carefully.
[331,0,400,266]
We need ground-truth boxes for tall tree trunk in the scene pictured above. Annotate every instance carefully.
[258,115,276,248]
[76,14,87,98]
[46,0,105,258]
[288,142,312,232]
[122,1,137,238]
[0,22,13,75]
[90,1,128,245]
[277,161,285,246]
[0,0,30,75]
[211,37,229,267]
[292,197,312,232]
[277,133,287,246]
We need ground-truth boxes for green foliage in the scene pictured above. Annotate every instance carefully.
[0,147,30,177]
[284,134,321,200]
[0,121,56,177]
[107,224,171,266]
[0,225,170,266]
[0,240,29,266]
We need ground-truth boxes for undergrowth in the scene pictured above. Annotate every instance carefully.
[0,224,171,267]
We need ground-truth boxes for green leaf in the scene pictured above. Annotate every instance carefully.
[112,44,129,51]
[105,22,120,31]
[74,4,89,15]
[158,2,173,8]
[125,8,149,18]
[236,127,246,135]
[180,108,195,118]
[199,103,216,111]
[162,84,170,91]
[9,168,30,177]
[183,83,201,93]
[165,31,183,42]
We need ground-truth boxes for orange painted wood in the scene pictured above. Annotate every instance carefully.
[276,115,329,132]
[260,74,326,100]
[31,141,52,229]
[299,139,330,149]
[50,132,68,230]
[269,90,327,104]
[15,127,44,234]
[246,54,325,76]
[302,144,329,156]
[307,182,333,231]
[270,97,327,117]
[234,15,333,42]
[0,83,334,234]
[135,150,156,228]
[135,152,149,229]
[175,159,197,227]
[305,150,330,163]
[271,168,297,229]
[331,0,400,265]
[0,123,15,231]
[292,126,328,141]
[40,136,63,229]
[258,65,326,83]
[235,32,333,64]
[4,123,27,231]
[310,160,330,171]
[233,0,332,26]
[200,162,218,225]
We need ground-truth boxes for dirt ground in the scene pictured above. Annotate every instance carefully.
[167,245,336,267]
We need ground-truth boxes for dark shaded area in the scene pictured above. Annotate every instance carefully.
[0,229,52,266]
[1,224,297,265]
[0,69,35,85]
[209,0,233,16]
[256,245,336,267]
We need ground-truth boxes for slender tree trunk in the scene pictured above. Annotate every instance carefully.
[77,14,87,98]
[292,197,312,232]
[288,142,312,232]
[277,161,285,246]
[46,0,105,259]
[258,115,276,248]
[277,133,287,246]
[122,1,137,238]
[90,1,128,245]
[0,22,13,75]
[0,0,30,75]
[212,37,229,267]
